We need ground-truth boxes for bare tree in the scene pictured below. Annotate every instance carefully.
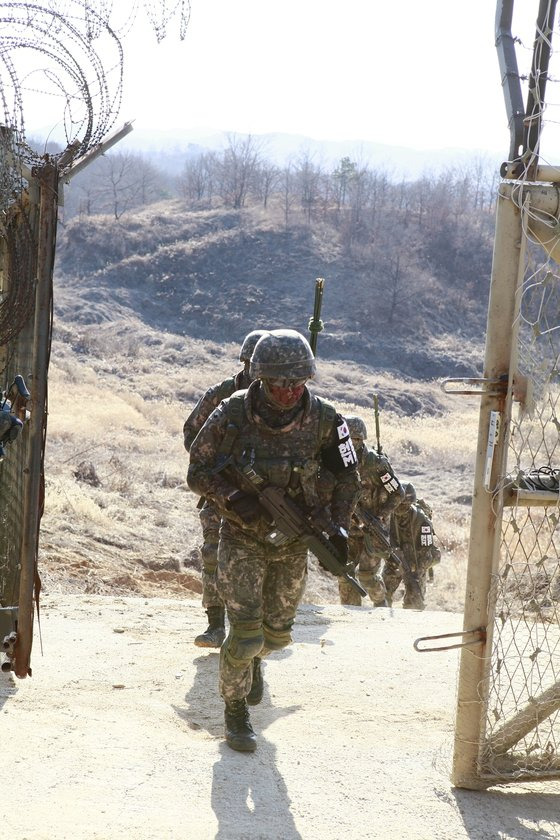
[281,164,297,230]
[180,155,207,204]
[254,161,281,209]
[64,152,167,219]
[180,151,219,207]
[295,151,322,224]
[220,134,262,209]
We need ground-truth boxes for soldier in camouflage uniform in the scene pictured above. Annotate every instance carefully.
[187,329,360,752]
[183,330,270,648]
[338,415,404,607]
[383,482,440,610]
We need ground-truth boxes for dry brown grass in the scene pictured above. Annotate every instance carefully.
[40,316,479,613]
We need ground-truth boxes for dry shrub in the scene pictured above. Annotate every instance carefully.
[46,478,112,526]
[41,328,481,613]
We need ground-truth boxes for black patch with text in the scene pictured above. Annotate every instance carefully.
[321,414,358,473]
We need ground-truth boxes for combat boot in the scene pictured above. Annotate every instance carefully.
[194,606,226,648]
[247,657,264,706]
[224,699,257,752]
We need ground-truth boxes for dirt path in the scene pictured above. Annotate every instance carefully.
[1,594,559,840]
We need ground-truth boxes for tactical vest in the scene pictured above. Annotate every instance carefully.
[217,391,337,507]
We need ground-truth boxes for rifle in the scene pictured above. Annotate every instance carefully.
[372,393,382,455]
[222,461,367,598]
[0,374,30,461]
[308,277,325,356]
[352,504,424,605]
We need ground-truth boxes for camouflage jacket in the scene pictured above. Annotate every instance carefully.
[183,369,250,452]
[187,381,360,543]
[390,503,441,572]
[356,446,404,521]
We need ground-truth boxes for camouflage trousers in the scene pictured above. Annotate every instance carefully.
[198,502,223,610]
[216,535,308,703]
[382,552,426,610]
[338,532,388,607]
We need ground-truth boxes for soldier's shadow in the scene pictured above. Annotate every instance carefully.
[210,724,303,840]
[174,610,333,839]
[174,652,303,839]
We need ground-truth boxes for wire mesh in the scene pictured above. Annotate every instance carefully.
[481,245,560,782]
[0,2,190,627]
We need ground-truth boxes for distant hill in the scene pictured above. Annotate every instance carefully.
[117,128,502,180]
[29,123,502,180]
[55,199,488,393]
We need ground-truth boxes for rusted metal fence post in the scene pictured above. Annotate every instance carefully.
[451,186,526,788]
[13,162,58,678]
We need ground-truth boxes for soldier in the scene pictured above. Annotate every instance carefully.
[183,329,270,648]
[187,329,360,752]
[383,482,441,610]
[338,415,404,607]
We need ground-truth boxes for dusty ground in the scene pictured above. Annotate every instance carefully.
[1,594,559,840]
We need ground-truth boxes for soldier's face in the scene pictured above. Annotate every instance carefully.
[264,377,307,408]
[351,438,364,456]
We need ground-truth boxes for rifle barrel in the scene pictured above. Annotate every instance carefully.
[308,277,325,355]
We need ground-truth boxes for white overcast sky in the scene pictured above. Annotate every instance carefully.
[25,0,560,159]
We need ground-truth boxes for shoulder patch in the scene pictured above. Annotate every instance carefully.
[337,418,350,440]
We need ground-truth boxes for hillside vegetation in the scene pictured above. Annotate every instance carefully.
[42,316,478,611]
[57,140,497,384]
[43,151,497,610]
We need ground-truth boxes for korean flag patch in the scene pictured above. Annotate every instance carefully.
[337,420,350,440]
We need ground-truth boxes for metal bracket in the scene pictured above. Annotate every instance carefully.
[413,626,486,653]
[440,376,508,397]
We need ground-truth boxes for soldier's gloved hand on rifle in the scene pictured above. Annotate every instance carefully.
[328,527,349,563]
[224,490,266,525]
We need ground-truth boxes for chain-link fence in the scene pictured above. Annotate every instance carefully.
[480,247,560,782]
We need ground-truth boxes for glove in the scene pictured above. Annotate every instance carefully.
[225,490,263,525]
[0,412,22,444]
[329,529,349,563]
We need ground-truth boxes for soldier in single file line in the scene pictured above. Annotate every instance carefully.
[187,329,360,751]
[338,414,404,607]
[183,329,270,648]
[383,482,441,610]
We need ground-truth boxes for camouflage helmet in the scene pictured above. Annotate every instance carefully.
[403,482,417,506]
[345,415,368,443]
[250,329,316,380]
[239,329,270,363]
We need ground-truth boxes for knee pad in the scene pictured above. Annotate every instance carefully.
[224,621,264,668]
[201,542,218,573]
[263,622,292,651]
[358,571,385,601]
[383,573,401,597]
[357,570,378,589]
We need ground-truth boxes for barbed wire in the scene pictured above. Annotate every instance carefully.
[0,0,190,169]
[0,0,190,346]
